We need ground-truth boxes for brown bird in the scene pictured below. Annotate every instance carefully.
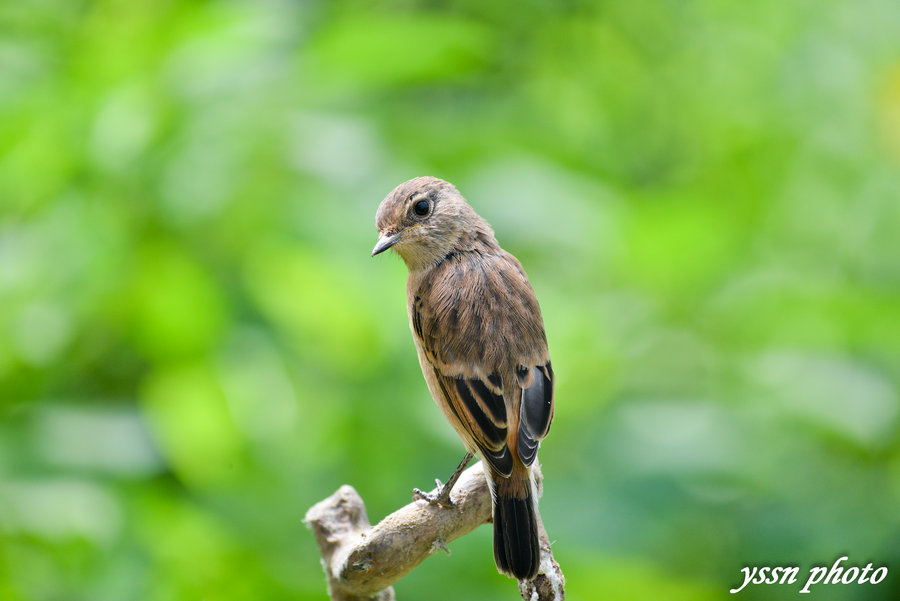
[371,176,554,580]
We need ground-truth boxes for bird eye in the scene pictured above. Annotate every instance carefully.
[413,199,430,216]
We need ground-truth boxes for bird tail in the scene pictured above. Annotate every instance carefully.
[490,468,540,580]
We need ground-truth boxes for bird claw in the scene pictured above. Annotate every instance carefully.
[412,479,455,507]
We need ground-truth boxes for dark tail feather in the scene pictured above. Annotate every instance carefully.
[492,483,540,580]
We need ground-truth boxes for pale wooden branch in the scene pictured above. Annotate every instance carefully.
[304,461,565,600]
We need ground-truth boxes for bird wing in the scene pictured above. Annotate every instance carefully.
[430,366,514,476]
[516,362,554,466]
[412,251,554,475]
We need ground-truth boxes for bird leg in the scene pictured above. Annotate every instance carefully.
[413,452,474,507]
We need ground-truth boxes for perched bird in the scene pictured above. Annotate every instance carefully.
[371,176,554,580]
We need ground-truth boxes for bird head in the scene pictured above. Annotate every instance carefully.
[372,177,484,270]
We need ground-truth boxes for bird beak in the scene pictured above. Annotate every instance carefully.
[371,231,401,256]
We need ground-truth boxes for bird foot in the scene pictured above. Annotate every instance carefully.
[413,479,455,507]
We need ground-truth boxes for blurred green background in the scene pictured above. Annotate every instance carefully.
[1,1,899,600]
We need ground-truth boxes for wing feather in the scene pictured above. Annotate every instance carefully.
[432,366,513,476]
[517,362,554,466]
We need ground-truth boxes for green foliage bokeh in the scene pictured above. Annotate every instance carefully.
[1,1,899,600]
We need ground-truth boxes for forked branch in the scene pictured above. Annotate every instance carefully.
[304,462,564,600]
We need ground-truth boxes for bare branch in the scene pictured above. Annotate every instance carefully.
[305,461,565,600]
